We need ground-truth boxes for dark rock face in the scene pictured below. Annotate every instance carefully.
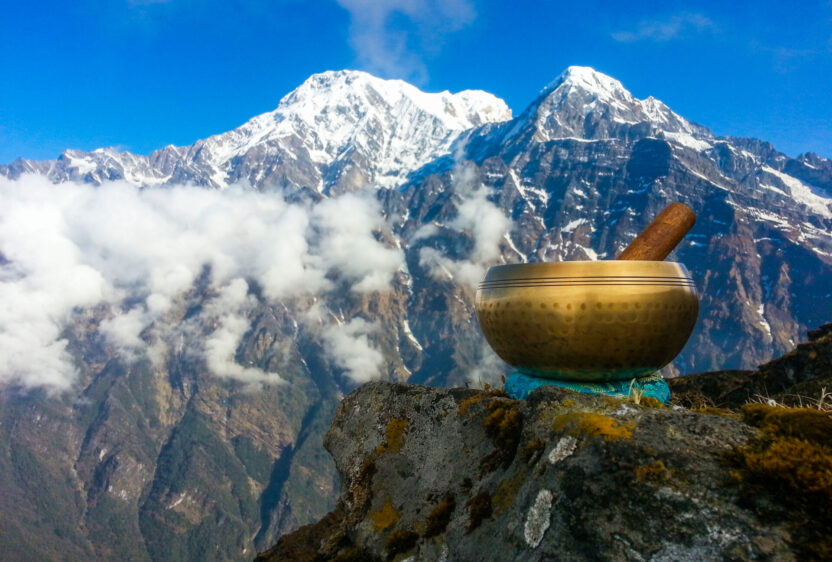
[259,327,832,561]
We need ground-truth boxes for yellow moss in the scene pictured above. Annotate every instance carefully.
[458,394,484,415]
[741,403,832,444]
[484,403,523,447]
[639,396,667,409]
[385,529,418,558]
[738,437,832,497]
[466,492,492,533]
[423,493,455,538]
[561,400,576,408]
[634,460,672,483]
[693,407,741,419]
[492,472,525,514]
[376,418,408,455]
[554,412,634,441]
[727,403,832,560]
[522,438,546,462]
[369,498,400,531]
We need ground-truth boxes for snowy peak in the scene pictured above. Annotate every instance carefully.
[545,66,632,103]
[0,70,512,191]
[524,66,709,144]
[189,69,512,189]
[279,70,511,131]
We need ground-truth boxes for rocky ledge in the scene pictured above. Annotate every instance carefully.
[258,326,832,561]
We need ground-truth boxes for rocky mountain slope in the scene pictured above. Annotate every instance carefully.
[1,67,831,560]
[259,325,832,561]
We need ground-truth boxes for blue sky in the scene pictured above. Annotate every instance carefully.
[1,0,830,163]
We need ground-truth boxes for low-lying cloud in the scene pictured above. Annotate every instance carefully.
[418,164,512,288]
[321,317,385,383]
[0,175,403,391]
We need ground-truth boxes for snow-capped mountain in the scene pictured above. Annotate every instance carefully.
[1,67,831,561]
[503,65,710,146]
[2,70,511,191]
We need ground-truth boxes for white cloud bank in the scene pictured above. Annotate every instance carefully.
[0,175,402,391]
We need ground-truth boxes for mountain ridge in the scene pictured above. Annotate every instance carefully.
[1,69,512,191]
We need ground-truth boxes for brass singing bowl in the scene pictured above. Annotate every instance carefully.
[475,261,698,382]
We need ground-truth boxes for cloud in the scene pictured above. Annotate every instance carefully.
[467,340,505,388]
[448,179,511,264]
[312,192,404,292]
[0,174,402,391]
[611,12,716,43]
[334,0,476,81]
[321,317,385,383]
[752,43,824,74]
[417,162,512,288]
[201,279,281,387]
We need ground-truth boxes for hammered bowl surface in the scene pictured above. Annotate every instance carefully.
[475,261,699,381]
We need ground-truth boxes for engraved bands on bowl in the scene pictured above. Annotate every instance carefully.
[478,275,697,290]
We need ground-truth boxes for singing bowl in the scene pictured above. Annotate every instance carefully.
[475,261,698,382]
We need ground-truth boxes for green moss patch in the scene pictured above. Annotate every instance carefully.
[638,396,666,409]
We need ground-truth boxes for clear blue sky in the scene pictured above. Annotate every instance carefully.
[2,0,830,163]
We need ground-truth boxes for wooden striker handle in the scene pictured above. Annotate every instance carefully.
[616,202,696,261]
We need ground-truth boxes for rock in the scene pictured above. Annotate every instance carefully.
[669,322,832,409]
[258,327,832,561]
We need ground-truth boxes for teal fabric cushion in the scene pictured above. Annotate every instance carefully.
[505,371,671,404]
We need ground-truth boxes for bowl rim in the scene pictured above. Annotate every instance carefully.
[481,261,693,284]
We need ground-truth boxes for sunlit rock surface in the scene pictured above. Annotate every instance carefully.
[259,326,832,561]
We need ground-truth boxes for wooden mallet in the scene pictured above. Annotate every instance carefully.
[616,202,697,261]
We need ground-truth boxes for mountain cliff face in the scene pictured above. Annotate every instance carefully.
[0,67,830,560]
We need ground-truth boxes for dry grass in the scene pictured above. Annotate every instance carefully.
[747,387,832,412]
[628,378,647,405]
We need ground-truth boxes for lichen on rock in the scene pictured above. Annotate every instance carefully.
[547,436,578,465]
[523,489,553,548]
